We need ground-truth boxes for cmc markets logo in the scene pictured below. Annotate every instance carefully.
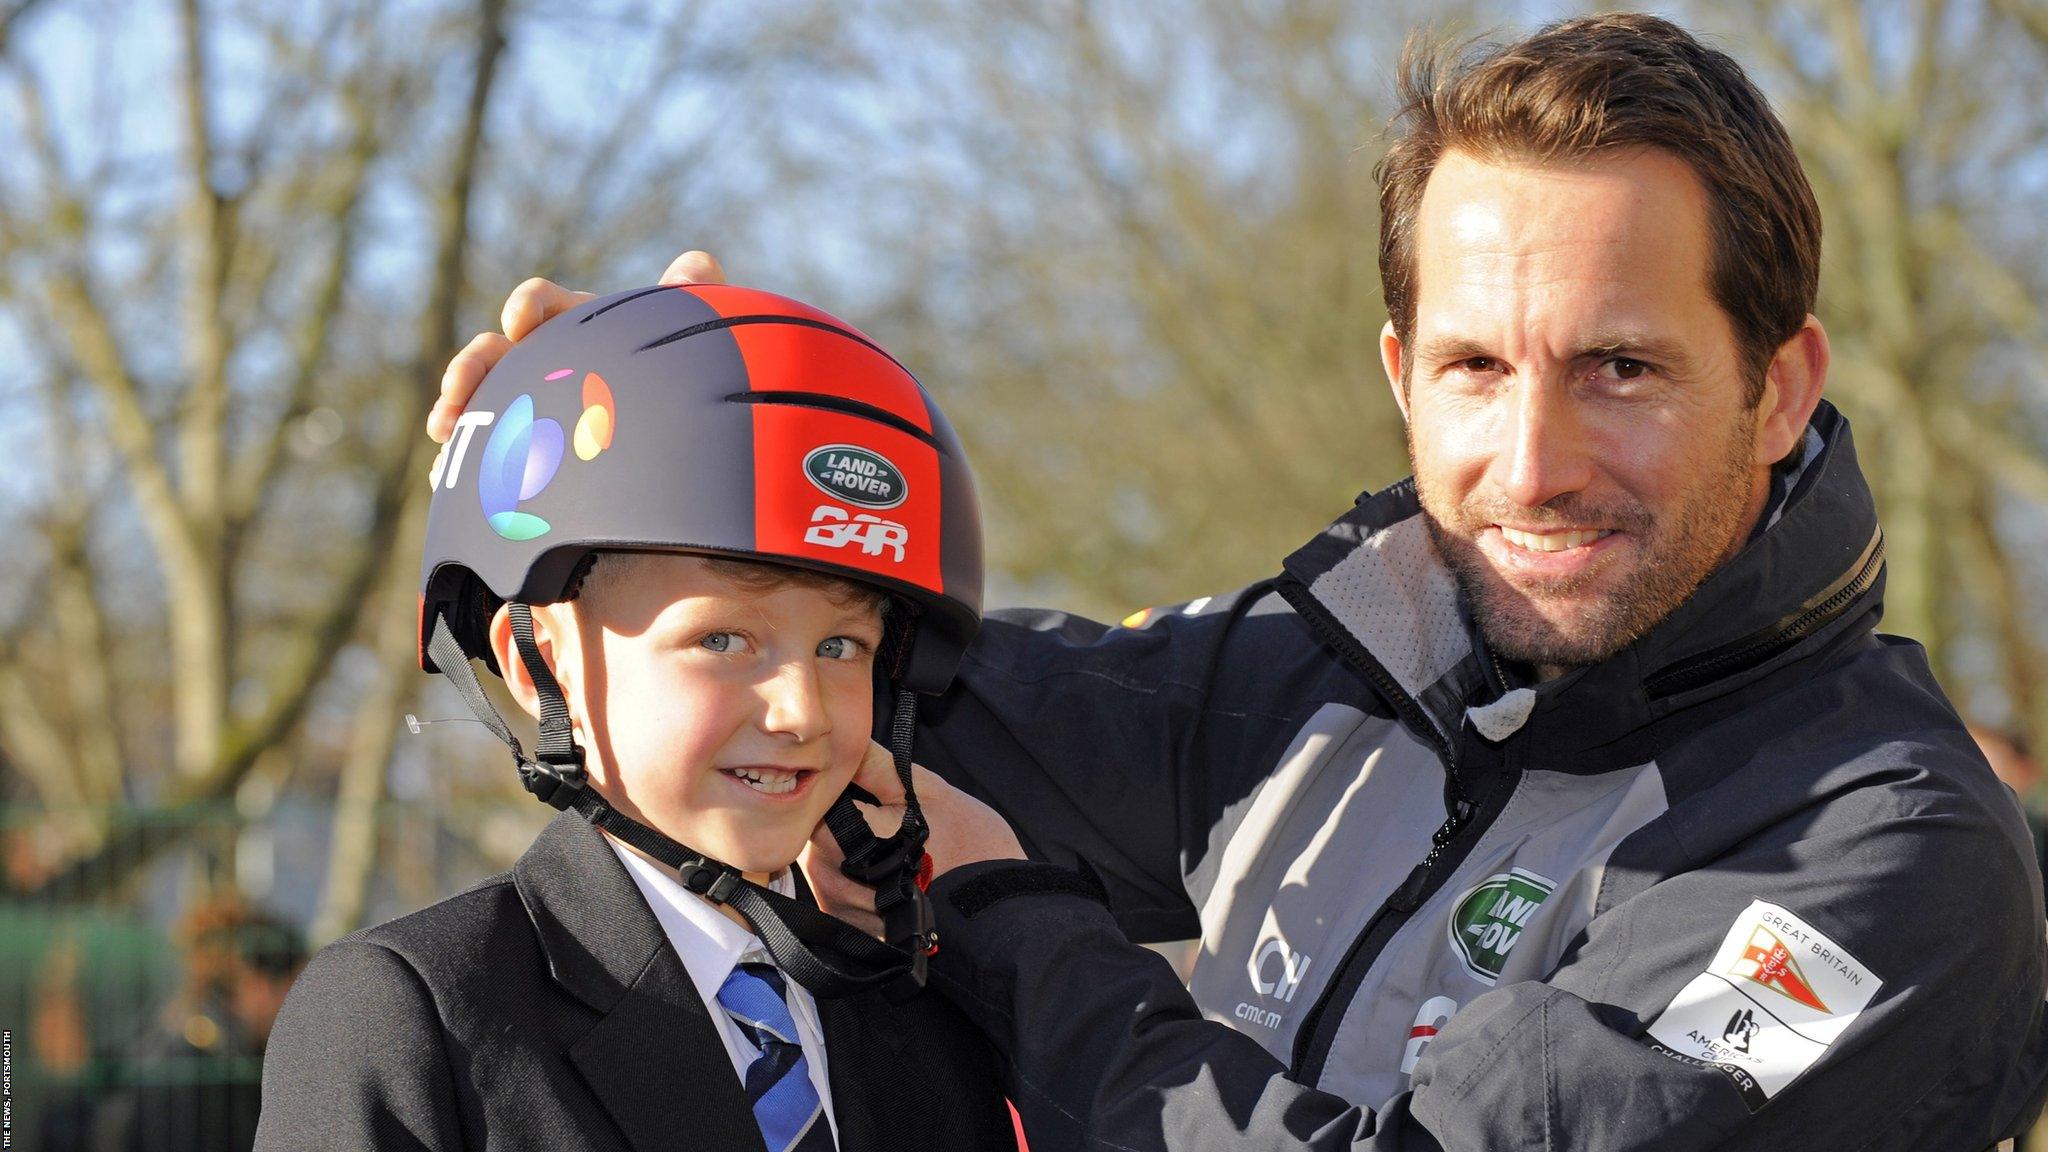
[1246,936,1313,1003]
[431,369,615,541]
[804,444,905,510]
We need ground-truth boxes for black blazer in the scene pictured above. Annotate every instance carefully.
[256,812,1017,1152]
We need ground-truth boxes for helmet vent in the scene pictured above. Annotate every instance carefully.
[637,313,895,361]
[724,390,943,451]
[578,284,678,323]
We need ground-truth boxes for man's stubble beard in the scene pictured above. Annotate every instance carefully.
[1412,408,1760,670]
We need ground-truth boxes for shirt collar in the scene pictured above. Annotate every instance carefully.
[605,834,795,1007]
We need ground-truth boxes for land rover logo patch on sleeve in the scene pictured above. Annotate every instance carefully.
[1642,900,1882,1110]
[1447,867,1556,984]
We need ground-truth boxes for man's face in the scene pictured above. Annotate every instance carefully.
[544,555,883,877]
[1389,148,1780,672]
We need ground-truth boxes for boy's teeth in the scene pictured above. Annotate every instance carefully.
[731,767,799,795]
[1501,527,1611,553]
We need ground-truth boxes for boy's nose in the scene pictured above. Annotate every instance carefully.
[760,661,832,744]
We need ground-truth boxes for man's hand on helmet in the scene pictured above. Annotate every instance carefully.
[428,250,727,443]
[803,741,1025,939]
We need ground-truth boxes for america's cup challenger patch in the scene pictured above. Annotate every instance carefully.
[1642,900,1882,1109]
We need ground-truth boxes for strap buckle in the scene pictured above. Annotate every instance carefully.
[680,862,744,904]
[518,747,586,809]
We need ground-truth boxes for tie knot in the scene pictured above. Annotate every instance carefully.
[718,962,800,1049]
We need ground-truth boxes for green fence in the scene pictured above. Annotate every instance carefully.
[0,798,547,1151]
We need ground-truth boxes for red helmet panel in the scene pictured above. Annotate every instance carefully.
[751,405,945,597]
[730,322,933,433]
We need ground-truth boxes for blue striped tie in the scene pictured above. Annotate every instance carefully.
[716,962,836,1152]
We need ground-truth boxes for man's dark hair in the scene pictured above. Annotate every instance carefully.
[1377,13,1821,400]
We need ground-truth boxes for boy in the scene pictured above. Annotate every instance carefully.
[256,284,1014,1151]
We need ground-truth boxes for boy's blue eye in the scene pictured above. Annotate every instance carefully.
[817,636,865,660]
[701,632,748,654]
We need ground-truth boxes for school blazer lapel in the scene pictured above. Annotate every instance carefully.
[792,864,907,1152]
[817,996,901,1152]
[516,813,766,1152]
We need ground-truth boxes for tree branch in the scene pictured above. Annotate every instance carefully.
[223,87,380,543]
[28,0,512,902]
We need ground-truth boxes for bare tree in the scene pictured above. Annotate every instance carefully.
[833,0,1459,618]
[845,0,2048,740]
[0,0,867,920]
[1717,0,2048,737]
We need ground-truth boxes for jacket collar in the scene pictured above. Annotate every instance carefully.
[512,812,891,1152]
[514,812,767,1151]
[1280,401,1884,772]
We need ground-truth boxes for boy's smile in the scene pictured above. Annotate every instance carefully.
[497,553,884,884]
[719,764,820,798]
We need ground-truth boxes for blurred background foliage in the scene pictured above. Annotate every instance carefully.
[0,0,2043,1144]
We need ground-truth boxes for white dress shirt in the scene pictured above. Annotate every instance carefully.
[608,837,838,1141]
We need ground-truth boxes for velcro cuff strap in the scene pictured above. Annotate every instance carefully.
[948,862,1108,919]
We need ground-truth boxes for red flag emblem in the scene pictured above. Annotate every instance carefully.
[1731,927,1828,1012]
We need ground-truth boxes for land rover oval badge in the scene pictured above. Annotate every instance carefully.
[804,444,907,509]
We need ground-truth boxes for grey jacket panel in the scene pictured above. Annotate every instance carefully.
[916,403,2048,1151]
[1184,708,1442,1065]
[1315,761,1669,1111]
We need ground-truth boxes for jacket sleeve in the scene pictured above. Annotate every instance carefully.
[915,586,1322,943]
[256,939,466,1152]
[922,782,2046,1152]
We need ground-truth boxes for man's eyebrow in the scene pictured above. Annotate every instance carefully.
[1411,332,1702,373]
[1572,332,1696,371]
[1414,336,1495,365]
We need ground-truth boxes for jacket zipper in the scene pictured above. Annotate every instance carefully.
[1274,575,1491,1080]
[1269,518,1881,1082]
[1642,530,1884,698]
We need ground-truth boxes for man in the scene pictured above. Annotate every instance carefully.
[433,15,2047,1149]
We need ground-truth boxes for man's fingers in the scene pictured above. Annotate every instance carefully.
[501,277,595,342]
[429,262,719,444]
[428,331,513,442]
[852,741,909,805]
[660,250,727,286]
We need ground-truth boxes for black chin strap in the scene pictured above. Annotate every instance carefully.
[426,604,935,999]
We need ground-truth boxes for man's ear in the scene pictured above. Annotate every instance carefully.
[487,602,570,721]
[1754,315,1829,465]
[1380,320,1411,422]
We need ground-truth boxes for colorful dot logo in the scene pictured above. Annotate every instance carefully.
[477,369,616,541]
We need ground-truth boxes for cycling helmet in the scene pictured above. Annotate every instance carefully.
[419,282,981,692]
[417,284,983,996]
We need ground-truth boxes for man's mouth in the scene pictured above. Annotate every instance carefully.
[719,766,817,797]
[1498,526,1615,553]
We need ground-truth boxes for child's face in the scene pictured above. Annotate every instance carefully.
[540,555,883,877]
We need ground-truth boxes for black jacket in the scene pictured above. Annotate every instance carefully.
[913,404,2048,1150]
[256,812,1016,1152]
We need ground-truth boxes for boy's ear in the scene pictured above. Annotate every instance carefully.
[487,602,569,721]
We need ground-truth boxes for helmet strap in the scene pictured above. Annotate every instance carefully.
[424,603,929,998]
[823,615,939,995]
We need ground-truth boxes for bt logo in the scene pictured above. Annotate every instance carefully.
[429,369,615,541]
[804,505,909,562]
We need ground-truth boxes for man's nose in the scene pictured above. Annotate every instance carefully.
[1498,377,1595,509]
[760,661,832,744]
